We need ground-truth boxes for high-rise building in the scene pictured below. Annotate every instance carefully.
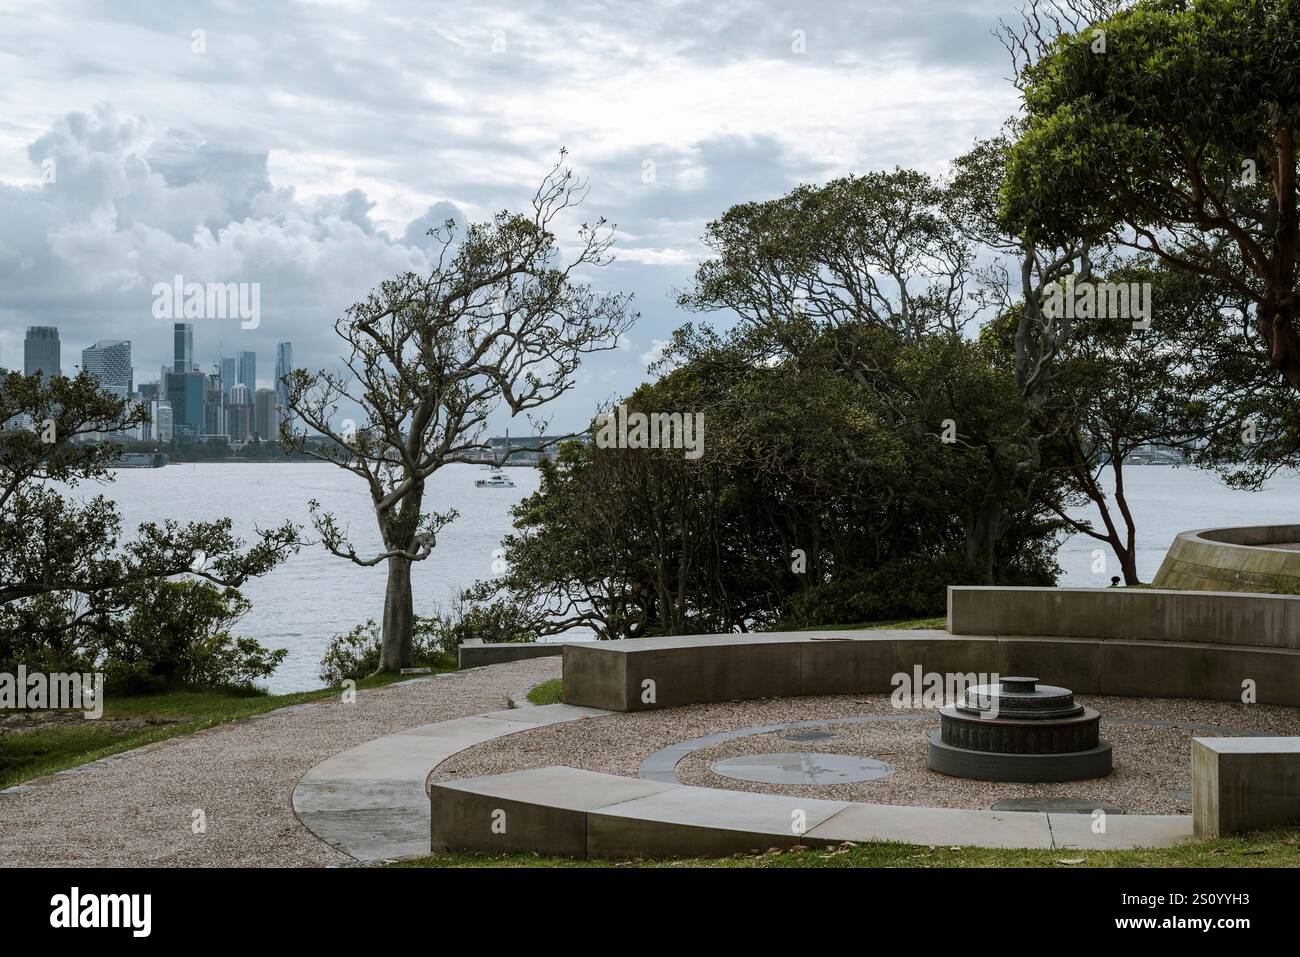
[254,387,278,441]
[220,355,237,401]
[204,372,224,436]
[24,326,61,379]
[237,350,256,394]
[173,323,193,374]
[143,399,173,443]
[166,370,205,441]
[275,342,293,411]
[80,339,133,398]
[226,384,253,443]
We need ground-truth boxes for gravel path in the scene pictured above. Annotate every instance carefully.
[432,693,1300,816]
[0,658,559,868]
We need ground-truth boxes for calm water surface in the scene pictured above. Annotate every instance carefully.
[81,463,1300,692]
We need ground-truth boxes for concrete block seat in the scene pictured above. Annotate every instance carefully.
[562,587,1300,711]
[1193,737,1300,837]
[429,765,1193,857]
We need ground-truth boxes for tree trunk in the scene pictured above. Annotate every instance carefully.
[379,555,413,671]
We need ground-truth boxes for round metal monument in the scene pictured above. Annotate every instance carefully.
[926,677,1113,782]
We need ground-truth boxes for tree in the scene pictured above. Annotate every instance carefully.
[1002,0,1300,390]
[0,370,300,651]
[284,155,636,671]
[678,172,1070,580]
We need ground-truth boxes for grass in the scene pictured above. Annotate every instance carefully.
[0,668,452,790]
[391,827,1300,869]
[526,678,564,705]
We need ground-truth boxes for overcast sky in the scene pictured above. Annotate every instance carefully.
[0,0,1022,432]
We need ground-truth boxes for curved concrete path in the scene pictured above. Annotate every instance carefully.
[293,702,610,862]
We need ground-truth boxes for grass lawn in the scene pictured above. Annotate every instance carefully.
[391,828,1300,869]
[525,678,564,705]
[0,669,452,791]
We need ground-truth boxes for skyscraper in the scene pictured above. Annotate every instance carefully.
[238,350,256,394]
[220,355,237,401]
[254,387,278,441]
[275,342,293,412]
[173,323,193,374]
[226,384,253,442]
[24,326,61,379]
[80,340,133,397]
[166,370,205,441]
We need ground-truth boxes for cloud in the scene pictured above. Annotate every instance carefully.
[0,0,1025,428]
[640,338,669,368]
[0,105,460,390]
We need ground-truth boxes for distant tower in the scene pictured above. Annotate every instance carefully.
[24,326,61,379]
[226,384,253,443]
[254,387,278,440]
[275,342,293,411]
[238,350,256,394]
[80,340,133,397]
[173,323,194,374]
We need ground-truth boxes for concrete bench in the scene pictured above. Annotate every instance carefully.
[429,765,1191,857]
[1193,737,1300,837]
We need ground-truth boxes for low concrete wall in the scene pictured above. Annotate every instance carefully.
[1153,524,1300,593]
[561,629,1300,711]
[947,585,1300,649]
[457,641,566,669]
[1193,738,1300,837]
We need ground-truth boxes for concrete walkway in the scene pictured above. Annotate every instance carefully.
[293,703,609,862]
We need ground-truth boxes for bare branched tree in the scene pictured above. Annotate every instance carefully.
[283,154,637,670]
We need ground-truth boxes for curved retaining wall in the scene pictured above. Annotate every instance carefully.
[1153,524,1300,593]
[562,586,1300,711]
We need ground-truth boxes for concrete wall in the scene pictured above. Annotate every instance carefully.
[947,585,1300,649]
[1153,524,1300,593]
[457,641,565,669]
[561,629,1300,711]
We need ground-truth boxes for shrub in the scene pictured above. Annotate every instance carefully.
[777,556,972,628]
[318,616,453,685]
[97,580,286,693]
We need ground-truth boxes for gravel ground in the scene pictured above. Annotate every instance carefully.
[0,658,559,868]
[431,693,1300,816]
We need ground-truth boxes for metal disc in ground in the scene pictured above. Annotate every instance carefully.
[711,752,893,785]
[991,797,1126,814]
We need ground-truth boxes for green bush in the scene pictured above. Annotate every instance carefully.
[778,556,987,628]
[97,580,286,693]
[318,616,454,685]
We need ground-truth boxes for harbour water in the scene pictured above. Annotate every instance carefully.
[79,462,1300,692]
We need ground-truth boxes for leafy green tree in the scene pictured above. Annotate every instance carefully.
[1002,0,1300,389]
[0,370,300,653]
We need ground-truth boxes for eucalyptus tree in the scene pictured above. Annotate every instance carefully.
[283,157,636,671]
